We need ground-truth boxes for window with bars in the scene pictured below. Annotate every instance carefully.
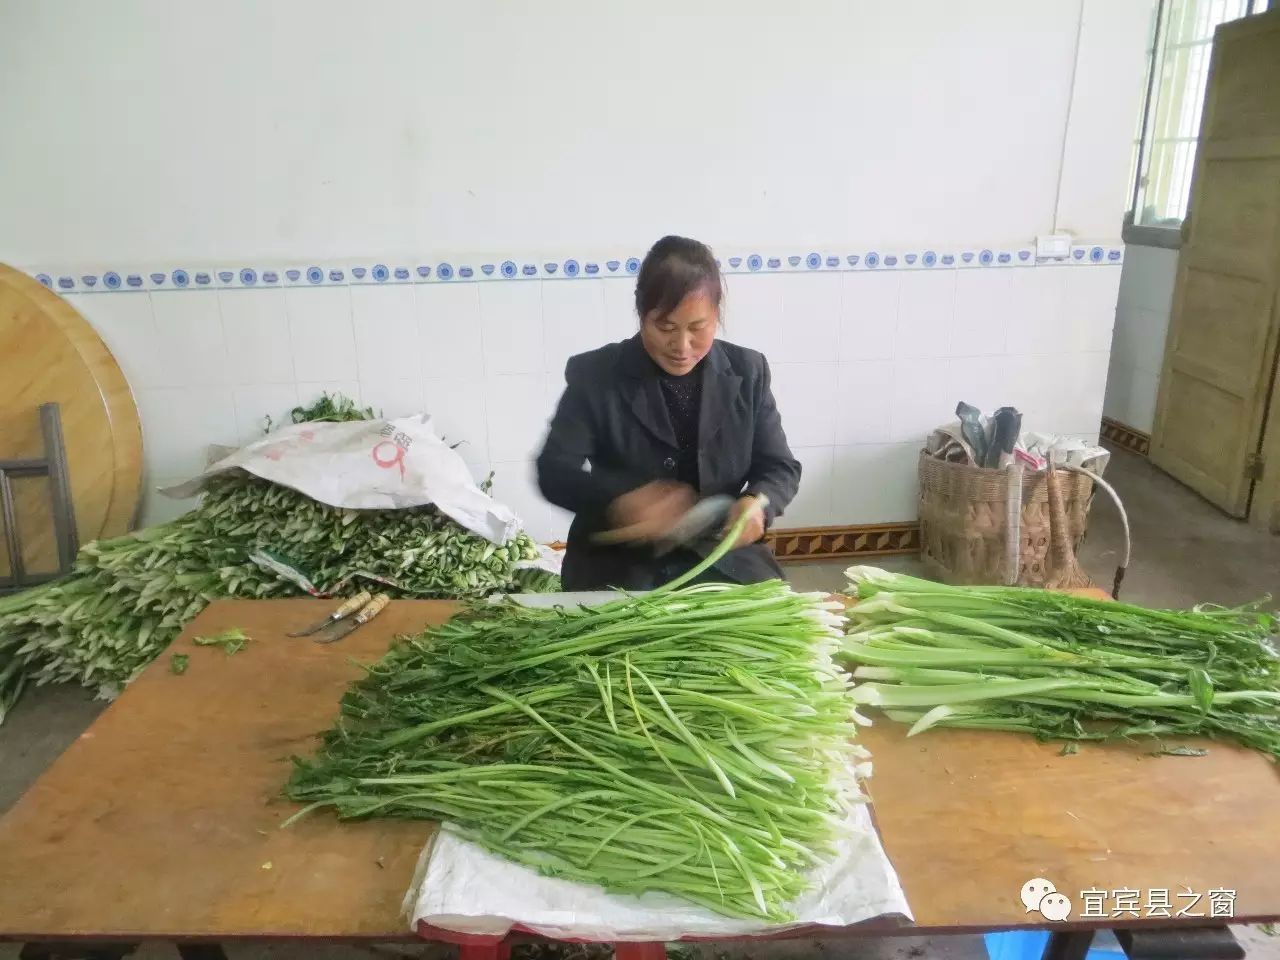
[1126,0,1271,243]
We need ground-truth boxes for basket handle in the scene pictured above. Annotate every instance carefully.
[1003,463,1023,586]
[1059,463,1131,599]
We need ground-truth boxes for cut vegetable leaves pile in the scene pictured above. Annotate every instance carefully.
[0,471,548,713]
[841,567,1280,758]
[286,507,864,921]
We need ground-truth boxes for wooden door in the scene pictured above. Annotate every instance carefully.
[1150,10,1280,518]
[1256,351,1280,532]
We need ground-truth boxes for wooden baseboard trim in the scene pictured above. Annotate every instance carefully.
[545,419,1151,563]
[548,522,922,563]
[768,522,921,562]
[1100,417,1151,456]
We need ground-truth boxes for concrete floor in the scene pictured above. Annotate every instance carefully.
[1,447,1277,960]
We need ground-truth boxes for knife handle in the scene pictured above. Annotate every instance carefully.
[333,590,372,620]
[591,522,649,545]
[354,594,391,624]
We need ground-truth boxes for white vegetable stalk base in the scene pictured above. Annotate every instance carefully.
[403,802,912,942]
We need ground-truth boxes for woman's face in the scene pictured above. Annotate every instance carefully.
[640,288,718,376]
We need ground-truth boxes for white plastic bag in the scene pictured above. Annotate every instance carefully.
[1021,431,1111,473]
[405,802,912,941]
[163,416,519,545]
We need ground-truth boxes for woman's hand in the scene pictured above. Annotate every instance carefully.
[602,481,696,543]
[723,495,766,548]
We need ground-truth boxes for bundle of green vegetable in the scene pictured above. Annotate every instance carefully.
[0,471,550,709]
[265,390,379,432]
[841,566,1280,757]
[285,521,862,921]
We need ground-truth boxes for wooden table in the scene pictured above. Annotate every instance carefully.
[1,599,1278,956]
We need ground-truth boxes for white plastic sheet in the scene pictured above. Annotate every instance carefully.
[405,590,911,940]
[405,802,912,941]
[163,416,519,545]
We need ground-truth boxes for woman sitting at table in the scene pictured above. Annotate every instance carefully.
[536,235,801,591]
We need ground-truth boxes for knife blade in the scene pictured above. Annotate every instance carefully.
[314,593,390,644]
[287,590,372,637]
[653,494,735,557]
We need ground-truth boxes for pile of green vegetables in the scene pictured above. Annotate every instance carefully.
[285,521,862,922]
[0,454,554,721]
[264,390,379,432]
[0,471,549,710]
[841,567,1280,757]
[287,392,377,425]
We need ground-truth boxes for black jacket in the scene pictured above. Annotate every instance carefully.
[536,335,801,590]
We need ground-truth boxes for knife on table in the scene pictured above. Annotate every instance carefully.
[287,590,372,637]
[314,594,391,644]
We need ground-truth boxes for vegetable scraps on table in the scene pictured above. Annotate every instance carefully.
[192,627,251,655]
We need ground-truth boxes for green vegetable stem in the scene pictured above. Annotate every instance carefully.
[842,566,1280,758]
[284,502,863,922]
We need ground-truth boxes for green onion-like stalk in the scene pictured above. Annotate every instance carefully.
[841,566,1280,757]
[284,501,861,922]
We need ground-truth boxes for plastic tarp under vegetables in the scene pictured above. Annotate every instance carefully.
[405,800,911,940]
[163,415,519,545]
[402,592,912,941]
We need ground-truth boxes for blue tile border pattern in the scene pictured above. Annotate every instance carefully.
[22,242,1123,294]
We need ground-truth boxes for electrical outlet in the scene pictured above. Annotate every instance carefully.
[1036,234,1073,260]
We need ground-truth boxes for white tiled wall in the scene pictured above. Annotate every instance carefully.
[1102,246,1177,433]
[65,263,1119,540]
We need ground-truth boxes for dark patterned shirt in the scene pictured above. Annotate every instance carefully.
[657,364,704,488]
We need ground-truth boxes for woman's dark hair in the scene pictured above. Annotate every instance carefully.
[634,235,723,324]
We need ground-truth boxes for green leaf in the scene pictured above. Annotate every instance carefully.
[1189,668,1215,713]
[193,627,251,655]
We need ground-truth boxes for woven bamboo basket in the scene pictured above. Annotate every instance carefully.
[917,452,1095,589]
